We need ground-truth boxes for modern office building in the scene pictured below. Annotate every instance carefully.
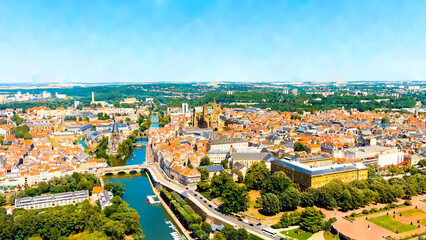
[15,190,89,210]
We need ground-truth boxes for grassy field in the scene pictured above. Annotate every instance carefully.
[280,228,313,240]
[419,218,426,225]
[368,215,418,233]
[323,231,339,240]
[398,208,426,217]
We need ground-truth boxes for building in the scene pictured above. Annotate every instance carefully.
[271,159,368,189]
[108,121,122,153]
[230,152,275,169]
[208,138,248,150]
[198,165,225,178]
[192,100,223,131]
[15,190,89,210]
[207,148,229,164]
[294,154,333,167]
[342,146,404,167]
[182,103,189,114]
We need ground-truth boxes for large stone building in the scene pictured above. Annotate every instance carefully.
[192,100,223,131]
[271,159,368,189]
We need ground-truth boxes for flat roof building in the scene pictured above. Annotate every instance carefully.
[15,190,89,210]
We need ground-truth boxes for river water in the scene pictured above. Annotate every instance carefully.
[105,146,178,240]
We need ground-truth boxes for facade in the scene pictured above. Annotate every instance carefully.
[271,159,368,189]
[208,138,248,150]
[108,121,122,153]
[294,154,334,167]
[192,100,223,130]
[342,146,404,167]
[15,190,89,210]
[207,148,229,164]
[230,152,275,168]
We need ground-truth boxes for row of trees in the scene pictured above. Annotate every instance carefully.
[197,171,249,213]
[245,161,426,214]
[272,207,335,233]
[212,224,263,240]
[0,196,144,240]
[160,189,210,240]
[9,172,99,205]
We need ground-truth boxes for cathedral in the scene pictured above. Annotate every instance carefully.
[108,121,122,153]
[192,99,223,131]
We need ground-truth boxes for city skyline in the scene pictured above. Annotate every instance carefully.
[1,1,425,83]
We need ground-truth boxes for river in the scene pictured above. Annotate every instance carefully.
[105,144,179,240]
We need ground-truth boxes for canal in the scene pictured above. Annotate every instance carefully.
[105,143,178,240]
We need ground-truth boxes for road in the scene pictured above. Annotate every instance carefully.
[145,141,279,240]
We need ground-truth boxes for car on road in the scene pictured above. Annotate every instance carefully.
[256,223,261,226]
[203,200,207,203]
[242,219,248,224]
[194,193,197,196]
[249,223,254,226]
[208,204,212,208]
[186,187,188,190]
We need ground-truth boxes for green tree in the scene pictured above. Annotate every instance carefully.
[299,207,325,233]
[197,168,209,182]
[245,161,270,190]
[11,115,24,125]
[0,193,5,206]
[368,165,377,178]
[294,142,309,153]
[221,159,229,169]
[279,187,301,211]
[201,222,212,234]
[261,171,292,194]
[221,184,249,213]
[111,181,126,196]
[261,193,281,215]
[381,117,390,124]
[200,156,213,166]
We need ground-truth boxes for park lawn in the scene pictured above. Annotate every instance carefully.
[368,215,418,233]
[281,228,313,240]
[323,231,338,240]
[398,208,426,217]
[419,217,426,225]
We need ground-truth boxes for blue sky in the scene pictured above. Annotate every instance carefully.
[0,0,425,83]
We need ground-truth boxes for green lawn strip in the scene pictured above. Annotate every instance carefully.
[419,217,426,225]
[323,231,338,240]
[347,204,407,219]
[280,228,313,240]
[368,215,418,233]
[398,209,425,217]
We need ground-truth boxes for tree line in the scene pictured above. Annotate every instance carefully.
[0,196,144,240]
[9,172,99,205]
[160,188,209,240]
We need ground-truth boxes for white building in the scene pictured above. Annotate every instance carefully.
[342,146,404,167]
[15,190,89,210]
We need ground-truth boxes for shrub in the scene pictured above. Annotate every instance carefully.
[370,208,379,213]
[190,223,200,232]
[362,210,369,215]
[405,200,412,206]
